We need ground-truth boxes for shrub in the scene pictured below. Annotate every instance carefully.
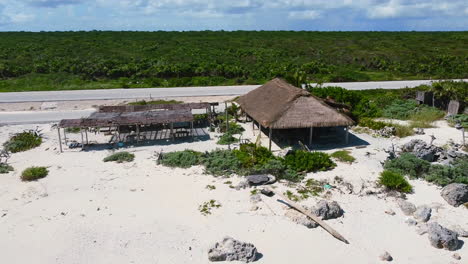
[358,118,388,130]
[128,99,182,105]
[284,150,336,173]
[4,131,42,153]
[331,150,356,163]
[219,122,245,134]
[425,157,468,186]
[65,127,81,133]
[233,143,275,168]
[103,151,135,163]
[379,170,412,193]
[384,153,430,178]
[0,163,13,174]
[447,114,468,128]
[202,149,242,176]
[409,106,445,128]
[217,132,239,145]
[21,166,48,181]
[393,124,415,138]
[159,150,202,168]
[382,99,419,120]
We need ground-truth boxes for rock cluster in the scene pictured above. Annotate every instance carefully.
[208,237,258,262]
[441,183,468,207]
[413,206,432,222]
[401,139,466,163]
[397,199,416,216]
[427,223,461,251]
[246,174,276,186]
[376,126,396,138]
[313,200,344,220]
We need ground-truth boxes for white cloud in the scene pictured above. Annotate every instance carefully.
[288,10,321,20]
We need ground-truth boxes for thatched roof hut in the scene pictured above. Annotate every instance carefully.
[236,78,354,129]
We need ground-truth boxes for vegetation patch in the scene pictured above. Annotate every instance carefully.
[331,150,356,163]
[219,122,245,134]
[202,149,243,176]
[384,153,430,178]
[65,127,81,133]
[4,131,42,153]
[159,150,202,168]
[448,114,468,128]
[0,163,14,174]
[284,150,336,173]
[206,185,216,190]
[21,166,48,181]
[378,170,412,193]
[217,132,239,145]
[128,99,182,105]
[103,151,135,163]
[199,200,221,216]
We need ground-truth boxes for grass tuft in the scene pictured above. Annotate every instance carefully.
[21,166,48,181]
[331,150,356,163]
[379,170,412,193]
[103,151,135,163]
[4,131,42,153]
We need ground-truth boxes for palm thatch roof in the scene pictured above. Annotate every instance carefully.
[236,78,355,129]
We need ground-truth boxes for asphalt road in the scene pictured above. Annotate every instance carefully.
[1,79,466,103]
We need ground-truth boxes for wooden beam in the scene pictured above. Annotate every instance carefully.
[80,129,84,150]
[309,127,313,146]
[85,129,89,144]
[345,126,349,144]
[266,187,349,244]
[63,129,67,145]
[170,123,174,140]
[268,127,272,151]
[136,125,140,143]
[57,127,63,153]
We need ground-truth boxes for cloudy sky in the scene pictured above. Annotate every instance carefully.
[0,0,467,31]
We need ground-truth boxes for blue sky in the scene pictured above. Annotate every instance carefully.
[0,0,467,31]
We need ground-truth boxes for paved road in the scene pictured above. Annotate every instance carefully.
[0,109,95,125]
[1,79,466,103]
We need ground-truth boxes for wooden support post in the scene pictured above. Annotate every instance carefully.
[345,126,349,145]
[63,129,67,145]
[225,102,229,132]
[80,129,84,150]
[85,129,89,144]
[462,128,465,146]
[268,127,272,151]
[309,127,313,146]
[191,121,194,140]
[170,123,174,140]
[259,125,262,138]
[136,125,140,143]
[57,127,63,153]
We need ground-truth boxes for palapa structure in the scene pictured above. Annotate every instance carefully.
[236,78,355,150]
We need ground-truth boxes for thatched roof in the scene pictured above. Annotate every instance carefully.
[236,78,354,129]
[98,102,212,113]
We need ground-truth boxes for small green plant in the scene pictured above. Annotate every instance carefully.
[384,153,430,179]
[217,132,239,145]
[103,151,135,163]
[331,150,356,163]
[284,150,336,173]
[219,122,245,134]
[284,190,301,202]
[447,114,468,128]
[250,189,258,195]
[202,149,242,176]
[393,124,415,137]
[4,131,42,153]
[358,118,388,130]
[21,166,48,181]
[0,163,14,174]
[206,185,216,190]
[296,179,324,199]
[159,150,202,168]
[128,99,182,105]
[199,199,221,215]
[378,170,412,193]
[223,180,232,184]
[65,127,81,133]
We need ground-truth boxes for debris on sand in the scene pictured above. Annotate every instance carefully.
[452,253,461,260]
[313,200,344,220]
[384,209,396,216]
[427,222,461,251]
[379,251,393,261]
[441,183,468,207]
[284,207,318,229]
[208,237,258,263]
[413,206,432,222]
[397,199,416,216]
[246,174,276,186]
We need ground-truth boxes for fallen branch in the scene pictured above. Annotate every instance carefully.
[265,187,349,244]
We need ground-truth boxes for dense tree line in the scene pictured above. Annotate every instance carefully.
[0,31,466,91]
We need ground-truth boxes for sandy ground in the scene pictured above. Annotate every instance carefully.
[0,119,467,264]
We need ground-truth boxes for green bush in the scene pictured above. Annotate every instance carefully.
[379,170,413,193]
[233,143,275,168]
[447,114,468,128]
[219,122,245,134]
[217,133,239,145]
[425,157,468,186]
[284,151,336,173]
[409,106,445,127]
[382,99,419,120]
[65,127,81,133]
[103,151,135,163]
[202,149,243,176]
[21,166,48,181]
[384,153,430,179]
[0,163,14,174]
[4,131,42,153]
[128,99,182,105]
[393,124,415,138]
[358,118,388,130]
[331,150,356,163]
[159,150,202,168]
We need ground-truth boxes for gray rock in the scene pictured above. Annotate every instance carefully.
[250,194,262,204]
[313,200,344,220]
[405,218,418,226]
[452,253,461,260]
[285,207,318,229]
[441,183,468,207]
[235,181,249,190]
[401,139,442,162]
[413,128,425,135]
[397,199,417,216]
[413,206,432,222]
[379,251,393,261]
[246,174,276,186]
[427,222,461,251]
[377,127,396,138]
[208,237,258,262]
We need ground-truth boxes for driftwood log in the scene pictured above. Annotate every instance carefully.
[265,187,349,244]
